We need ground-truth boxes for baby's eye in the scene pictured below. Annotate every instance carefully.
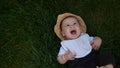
[66,24,70,26]
[73,23,77,25]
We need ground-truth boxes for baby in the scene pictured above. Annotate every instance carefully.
[54,13,115,68]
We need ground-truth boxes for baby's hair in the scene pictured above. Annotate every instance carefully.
[60,16,80,31]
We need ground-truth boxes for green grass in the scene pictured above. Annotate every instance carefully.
[0,0,120,68]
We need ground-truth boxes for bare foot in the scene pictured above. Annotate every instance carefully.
[105,64,113,68]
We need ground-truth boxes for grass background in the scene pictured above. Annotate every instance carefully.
[0,0,120,68]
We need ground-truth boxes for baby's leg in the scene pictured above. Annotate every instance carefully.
[96,64,113,68]
[97,52,116,68]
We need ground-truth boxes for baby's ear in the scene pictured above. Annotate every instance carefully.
[61,31,65,37]
[61,31,65,36]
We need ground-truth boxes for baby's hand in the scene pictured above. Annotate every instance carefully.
[64,49,76,61]
[91,37,102,50]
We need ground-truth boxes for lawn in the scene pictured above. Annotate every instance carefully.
[0,0,120,68]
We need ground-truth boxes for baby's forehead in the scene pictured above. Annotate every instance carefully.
[62,17,79,23]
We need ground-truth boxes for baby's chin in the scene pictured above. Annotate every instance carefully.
[67,35,80,40]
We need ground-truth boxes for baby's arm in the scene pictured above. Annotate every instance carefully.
[91,37,102,50]
[57,49,76,64]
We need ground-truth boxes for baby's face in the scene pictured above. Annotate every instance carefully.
[61,17,82,40]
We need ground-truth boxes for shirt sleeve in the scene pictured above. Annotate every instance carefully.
[89,36,94,42]
[84,33,94,42]
[58,46,66,56]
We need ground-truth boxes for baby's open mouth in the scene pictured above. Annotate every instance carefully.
[70,30,77,35]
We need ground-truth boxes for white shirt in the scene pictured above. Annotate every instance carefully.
[58,33,94,58]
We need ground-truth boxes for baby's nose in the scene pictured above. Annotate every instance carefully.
[70,25,74,28]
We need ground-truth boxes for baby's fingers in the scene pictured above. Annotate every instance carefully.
[66,49,73,54]
[69,54,76,60]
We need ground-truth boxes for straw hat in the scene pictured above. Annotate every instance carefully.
[54,13,87,40]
